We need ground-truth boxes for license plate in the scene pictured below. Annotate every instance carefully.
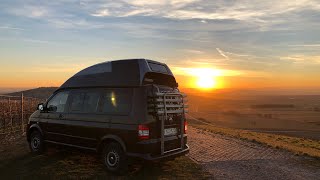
[164,128,177,136]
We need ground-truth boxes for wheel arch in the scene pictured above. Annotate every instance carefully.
[27,124,43,142]
[98,135,126,153]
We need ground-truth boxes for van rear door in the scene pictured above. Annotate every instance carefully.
[146,84,188,155]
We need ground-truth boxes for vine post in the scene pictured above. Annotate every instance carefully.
[21,93,24,133]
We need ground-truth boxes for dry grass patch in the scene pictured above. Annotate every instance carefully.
[0,137,210,179]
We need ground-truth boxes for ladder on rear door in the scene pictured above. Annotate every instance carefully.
[148,88,188,155]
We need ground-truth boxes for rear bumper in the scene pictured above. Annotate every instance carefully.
[127,144,189,161]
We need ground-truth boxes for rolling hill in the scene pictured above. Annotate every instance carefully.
[6,87,58,99]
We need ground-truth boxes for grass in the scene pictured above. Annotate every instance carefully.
[0,137,210,179]
[189,118,320,158]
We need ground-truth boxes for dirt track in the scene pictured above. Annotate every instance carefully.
[187,126,320,180]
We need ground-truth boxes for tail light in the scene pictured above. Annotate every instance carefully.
[138,124,150,140]
[184,121,188,134]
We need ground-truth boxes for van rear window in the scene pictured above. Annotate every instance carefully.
[148,63,168,73]
[143,72,178,88]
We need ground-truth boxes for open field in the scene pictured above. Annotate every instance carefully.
[187,94,320,140]
[189,111,320,140]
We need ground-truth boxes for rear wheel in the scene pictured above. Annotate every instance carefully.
[101,142,128,174]
[29,131,45,154]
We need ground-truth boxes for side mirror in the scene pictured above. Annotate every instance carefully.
[48,105,57,112]
[37,103,44,111]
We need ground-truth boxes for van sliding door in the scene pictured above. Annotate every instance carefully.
[64,89,108,149]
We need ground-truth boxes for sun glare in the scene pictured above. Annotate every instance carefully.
[197,76,216,89]
[172,67,234,89]
[191,68,221,90]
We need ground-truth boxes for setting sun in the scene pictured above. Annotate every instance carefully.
[190,68,221,89]
[197,76,216,89]
[171,67,230,89]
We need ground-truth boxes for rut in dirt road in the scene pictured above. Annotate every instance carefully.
[187,126,320,180]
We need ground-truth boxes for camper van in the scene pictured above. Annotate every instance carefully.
[26,59,189,173]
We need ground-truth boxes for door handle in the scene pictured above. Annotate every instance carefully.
[59,114,64,119]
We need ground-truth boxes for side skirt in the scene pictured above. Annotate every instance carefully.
[44,140,97,151]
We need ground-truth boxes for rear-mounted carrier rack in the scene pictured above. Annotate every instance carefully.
[148,91,188,155]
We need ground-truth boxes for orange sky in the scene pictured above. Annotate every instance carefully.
[1,62,320,92]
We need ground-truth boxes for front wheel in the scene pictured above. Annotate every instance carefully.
[101,142,128,174]
[29,131,45,154]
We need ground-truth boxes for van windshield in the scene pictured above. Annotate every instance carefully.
[143,72,178,88]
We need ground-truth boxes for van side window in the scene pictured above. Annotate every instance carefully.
[102,89,132,114]
[70,91,100,113]
[83,92,100,113]
[70,92,85,112]
[47,91,69,113]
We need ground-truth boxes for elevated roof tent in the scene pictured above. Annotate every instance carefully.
[58,59,177,91]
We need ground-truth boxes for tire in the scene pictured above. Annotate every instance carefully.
[101,142,128,174]
[29,131,45,154]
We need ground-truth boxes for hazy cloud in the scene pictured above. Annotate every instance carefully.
[87,0,320,23]
[289,44,320,47]
[5,0,320,33]
[1,0,320,77]
[91,9,110,17]
[200,20,207,23]
[0,26,24,31]
[280,55,320,64]
[216,48,229,60]
[9,5,50,18]
[180,49,204,54]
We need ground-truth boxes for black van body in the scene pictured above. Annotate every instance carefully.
[26,59,189,173]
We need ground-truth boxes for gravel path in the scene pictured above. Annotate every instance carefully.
[187,126,320,180]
